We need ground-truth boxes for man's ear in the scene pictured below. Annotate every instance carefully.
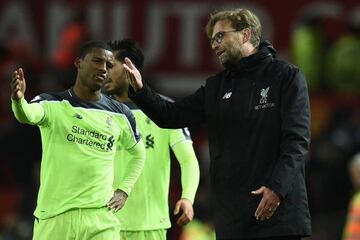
[242,28,252,44]
[74,57,81,69]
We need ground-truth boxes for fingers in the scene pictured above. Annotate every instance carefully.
[254,197,266,220]
[253,186,266,219]
[174,199,194,226]
[177,212,192,226]
[262,202,280,220]
[107,190,128,213]
[124,57,135,70]
[106,197,116,209]
[107,201,124,212]
[106,196,126,213]
[122,58,143,91]
[255,202,280,220]
[18,68,24,81]
[266,201,280,213]
[10,74,19,92]
[11,69,20,85]
[176,207,193,226]
[173,201,181,215]
[253,187,281,221]
[123,63,132,73]
[124,68,135,86]
[10,69,24,100]
[251,186,265,195]
[123,59,135,76]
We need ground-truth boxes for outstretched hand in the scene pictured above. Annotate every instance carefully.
[123,57,143,92]
[10,68,26,100]
[251,186,281,221]
[107,189,128,213]
[173,198,194,226]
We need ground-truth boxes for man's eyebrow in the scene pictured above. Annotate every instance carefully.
[92,56,106,61]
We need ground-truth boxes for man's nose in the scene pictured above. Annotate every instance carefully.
[98,62,107,72]
[211,41,220,50]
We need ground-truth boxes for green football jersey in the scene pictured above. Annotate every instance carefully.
[114,102,199,230]
[11,89,145,219]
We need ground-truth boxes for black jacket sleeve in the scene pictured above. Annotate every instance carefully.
[128,84,206,129]
[268,69,311,198]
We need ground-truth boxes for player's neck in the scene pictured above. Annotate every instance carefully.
[73,82,101,101]
[113,94,132,103]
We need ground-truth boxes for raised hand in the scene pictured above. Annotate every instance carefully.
[10,68,26,100]
[123,57,143,92]
[173,198,194,226]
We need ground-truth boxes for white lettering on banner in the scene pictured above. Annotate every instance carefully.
[88,1,104,39]
[0,1,273,68]
[110,2,129,40]
[0,1,353,72]
[144,3,167,66]
[46,2,70,58]
[171,3,208,66]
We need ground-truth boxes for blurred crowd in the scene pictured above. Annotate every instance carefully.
[0,3,359,240]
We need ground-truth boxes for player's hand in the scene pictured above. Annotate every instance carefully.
[10,68,26,100]
[123,57,143,92]
[107,189,128,213]
[251,186,281,221]
[173,198,194,226]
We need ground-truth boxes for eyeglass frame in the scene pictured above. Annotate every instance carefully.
[210,29,243,45]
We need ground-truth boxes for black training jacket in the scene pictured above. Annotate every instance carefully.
[129,42,312,239]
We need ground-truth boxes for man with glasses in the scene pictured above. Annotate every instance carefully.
[123,8,311,240]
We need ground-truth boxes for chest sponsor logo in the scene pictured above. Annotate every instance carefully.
[254,87,275,110]
[66,125,115,151]
[222,92,232,99]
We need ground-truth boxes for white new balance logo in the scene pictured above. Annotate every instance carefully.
[222,92,232,99]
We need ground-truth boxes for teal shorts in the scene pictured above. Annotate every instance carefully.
[120,229,167,240]
[33,207,120,240]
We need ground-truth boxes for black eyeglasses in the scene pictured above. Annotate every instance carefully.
[210,30,240,45]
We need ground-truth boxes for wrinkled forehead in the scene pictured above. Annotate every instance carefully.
[212,20,233,37]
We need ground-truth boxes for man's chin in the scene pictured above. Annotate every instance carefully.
[220,58,230,67]
[219,55,229,65]
[104,89,115,95]
[103,83,113,91]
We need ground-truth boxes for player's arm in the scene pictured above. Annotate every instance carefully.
[108,139,145,212]
[117,138,146,195]
[10,68,45,125]
[124,58,205,129]
[171,129,200,225]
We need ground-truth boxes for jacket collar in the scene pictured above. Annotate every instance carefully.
[225,41,276,73]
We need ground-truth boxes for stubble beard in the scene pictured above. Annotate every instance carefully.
[222,48,244,69]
